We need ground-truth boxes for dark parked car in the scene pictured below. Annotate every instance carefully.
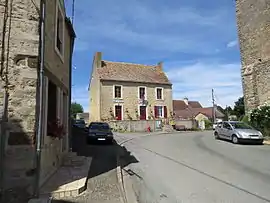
[87,122,114,144]
[73,119,87,129]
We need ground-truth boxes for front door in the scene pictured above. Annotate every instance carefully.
[115,105,122,120]
[140,106,147,120]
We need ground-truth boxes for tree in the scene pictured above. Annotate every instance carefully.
[233,96,245,119]
[71,102,83,118]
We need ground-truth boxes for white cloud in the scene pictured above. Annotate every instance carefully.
[165,61,243,108]
[227,40,238,48]
[72,85,89,112]
[71,0,236,54]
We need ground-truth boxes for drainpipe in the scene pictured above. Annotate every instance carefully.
[33,0,45,197]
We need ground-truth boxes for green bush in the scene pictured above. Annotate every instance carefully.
[204,119,212,129]
[241,115,250,124]
[250,103,270,137]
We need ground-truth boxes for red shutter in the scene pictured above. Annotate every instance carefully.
[164,106,167,118]
[154,106,158,118]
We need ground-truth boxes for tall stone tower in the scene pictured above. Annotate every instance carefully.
[236,0,270,113]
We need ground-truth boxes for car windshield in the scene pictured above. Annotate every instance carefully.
[89,123,110,130]
[75,120,85,125]
[230,122,253,129]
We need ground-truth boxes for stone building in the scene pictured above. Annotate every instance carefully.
[88,52,173,123]
[236,0,270,113]
[0,0,75,190]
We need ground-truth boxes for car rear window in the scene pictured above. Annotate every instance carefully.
[89,123,110,130]
[75,120,85,124]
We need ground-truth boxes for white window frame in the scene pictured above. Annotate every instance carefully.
[138,86,147,100]
[138,105,148,120]
[156,105,164,118]
[155,87,164,100]
[114,104,124,120]
[54,0,65,62]
[113,85,123,99]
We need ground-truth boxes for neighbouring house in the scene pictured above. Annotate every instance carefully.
[0,0,75,190]
[76,112,89,124]
[236,0,270,113]
[173,98,225,129]
[88,52,173,126]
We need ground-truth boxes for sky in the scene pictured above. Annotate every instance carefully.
[65,0,243,112]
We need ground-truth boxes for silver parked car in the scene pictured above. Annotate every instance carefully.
[214,121,264,144]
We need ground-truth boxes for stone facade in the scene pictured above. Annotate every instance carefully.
[89,53,173,124]
[0,0,75,189]
[99,80,173,121]
[236,0,270,113]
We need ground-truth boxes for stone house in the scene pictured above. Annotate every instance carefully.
[236,0,270,113]
[88,52,173,123]
[173,98,224,129]
[0,0,75,190]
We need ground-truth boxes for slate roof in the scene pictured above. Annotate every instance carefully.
[97,60,171,85]
[173,100,202,111]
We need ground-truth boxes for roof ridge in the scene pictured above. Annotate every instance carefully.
[102,60,156,67]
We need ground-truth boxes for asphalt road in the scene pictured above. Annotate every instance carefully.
[118,131,270,203]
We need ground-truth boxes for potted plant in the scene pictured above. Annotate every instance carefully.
[47,118,65,140]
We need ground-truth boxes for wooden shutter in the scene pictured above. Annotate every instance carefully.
[154,106,158,118]
[164,106,167,118]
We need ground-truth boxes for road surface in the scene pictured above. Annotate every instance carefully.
[118,131,270,203]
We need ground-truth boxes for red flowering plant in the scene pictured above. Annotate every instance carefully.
[47,118,65,139]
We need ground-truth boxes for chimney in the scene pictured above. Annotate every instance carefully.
[157,61,163,70]
[183,97,189,106]
[95,52,102,68]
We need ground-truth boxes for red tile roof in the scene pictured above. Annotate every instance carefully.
[174,107,224,119]
[97,60,171,85]
[173,100,202,111]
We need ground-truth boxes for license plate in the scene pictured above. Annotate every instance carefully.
[98,138,106,141]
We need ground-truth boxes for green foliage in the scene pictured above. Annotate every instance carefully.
[233,97,245,119]
[71,102,84,117]
[241,115,250,124]
[250,103,270,137]
[204,119,212,129]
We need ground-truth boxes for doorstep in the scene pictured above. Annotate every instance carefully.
[28,154,92,202]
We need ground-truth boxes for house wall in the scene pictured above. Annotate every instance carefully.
[89,53,101,122]
[108,120,162,132]
[195,113,209,122]
[40,0,72,186]
[236,0,270,113]
[0,0,39,189]
[0,0,73,189]
[100,80,173,121]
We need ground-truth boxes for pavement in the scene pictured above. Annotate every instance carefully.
[119,131,270,203]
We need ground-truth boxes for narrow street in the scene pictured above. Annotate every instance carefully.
[118,131,270,203]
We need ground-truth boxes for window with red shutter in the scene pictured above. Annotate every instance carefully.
[164,106,167,118]
[154,106,158,118]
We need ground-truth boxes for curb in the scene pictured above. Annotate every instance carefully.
[116,156,128,203]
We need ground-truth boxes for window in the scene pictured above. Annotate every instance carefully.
[156,88,163,100]
[55,1,64,59]
[115,105,122,120]
[223,122,232,130]
[154,106,167,118]
[114,85,122,98]
[139,87,146,99]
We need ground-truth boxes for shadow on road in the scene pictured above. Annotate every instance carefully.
[71,127,139,179]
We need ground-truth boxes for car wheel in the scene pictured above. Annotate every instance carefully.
[214,131,219,139]
[232,135,239,144]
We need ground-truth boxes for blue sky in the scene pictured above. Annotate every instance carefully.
[65,0,242,112]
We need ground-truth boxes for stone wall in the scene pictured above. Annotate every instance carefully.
[100,80,173,121]
[108,120,162,132]
[236,0,270,113]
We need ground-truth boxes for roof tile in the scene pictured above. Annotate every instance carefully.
[97,61,171,85]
